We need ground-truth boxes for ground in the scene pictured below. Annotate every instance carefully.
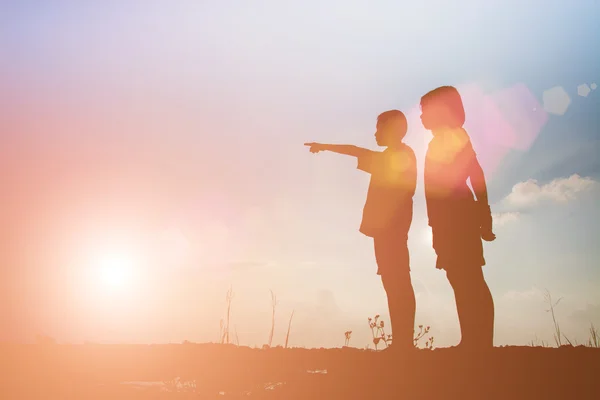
[1,343,598,399]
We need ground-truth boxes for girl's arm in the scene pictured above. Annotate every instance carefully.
[469,157,496,241]
[304,143,370,158]
[469,157,489,205]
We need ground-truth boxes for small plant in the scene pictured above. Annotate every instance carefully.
[414,325,434,349]
[344,330,352,347]
[219,286,234,344]
[367,315,434,350]
[588,323,599,348]
[528,335,549,348]
[544,289,570,347]
[368,315,391,350]
[218,319,224,343]
[267,290,277,348]
[285,310,295,349]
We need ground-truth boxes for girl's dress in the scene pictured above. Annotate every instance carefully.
[424,128,485,271]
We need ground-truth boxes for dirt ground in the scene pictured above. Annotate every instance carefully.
[1,343,598,399]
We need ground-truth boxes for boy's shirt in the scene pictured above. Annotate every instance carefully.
[357,144,417,238]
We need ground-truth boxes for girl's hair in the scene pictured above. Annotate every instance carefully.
[420,86,465,128]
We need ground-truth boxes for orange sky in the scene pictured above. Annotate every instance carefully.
[2,1,600,348]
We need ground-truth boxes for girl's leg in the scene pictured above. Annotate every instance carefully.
[446,267,494,348]
[477,270,495,347]
[446,269,474,346]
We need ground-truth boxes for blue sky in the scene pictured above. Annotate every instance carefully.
[1,1,599,347]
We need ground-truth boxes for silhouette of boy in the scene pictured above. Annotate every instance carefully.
[305,110,417,351]
[419,86,496,349]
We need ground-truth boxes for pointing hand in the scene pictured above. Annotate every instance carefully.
[304,142,325,154]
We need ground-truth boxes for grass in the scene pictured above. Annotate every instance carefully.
[267,290,277,348]
[213,287,437,350]
[213,287,597,351]
[218,286,234,345]
[588,323,599,348]
[526,289,600,349]
[19,286,600,399]
[284,310,295,349]
[544,289,567,347]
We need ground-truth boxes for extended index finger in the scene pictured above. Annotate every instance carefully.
[304,142,315,146]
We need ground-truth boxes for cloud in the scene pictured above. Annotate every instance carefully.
[504,174,597,208]
[591,83,597,90]
[492,212,521,227]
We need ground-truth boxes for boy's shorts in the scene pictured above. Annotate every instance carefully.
[373,232,410,276]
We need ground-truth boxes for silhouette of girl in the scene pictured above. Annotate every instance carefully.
[420,86,496,349]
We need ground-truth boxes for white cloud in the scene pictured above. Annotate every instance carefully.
[591,83,598,90]
[492,212,520,227]
[542,86,571,115]
[504,174,597,208]
[577,84,591,97]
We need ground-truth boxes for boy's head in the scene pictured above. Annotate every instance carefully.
[420,86,465,131]
[375,110,408,147]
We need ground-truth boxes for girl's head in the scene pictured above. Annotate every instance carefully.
[374,110,408,147]
[420,86,465,132]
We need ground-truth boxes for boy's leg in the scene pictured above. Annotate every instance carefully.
[381,271,416,349]
[374,236,416,349]
[446,267,494,348]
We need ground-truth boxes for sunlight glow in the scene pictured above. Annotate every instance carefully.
[159,227,191,263]
[95,252,136,289]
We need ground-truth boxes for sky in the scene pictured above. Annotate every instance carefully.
[1,1,599,348]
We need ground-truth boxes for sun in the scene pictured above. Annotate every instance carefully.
[95,252,135,289]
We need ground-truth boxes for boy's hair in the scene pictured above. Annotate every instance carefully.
[420,86,466,128]
[377,110,408,140]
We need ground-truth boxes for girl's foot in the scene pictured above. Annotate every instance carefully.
[382,343,416,356]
